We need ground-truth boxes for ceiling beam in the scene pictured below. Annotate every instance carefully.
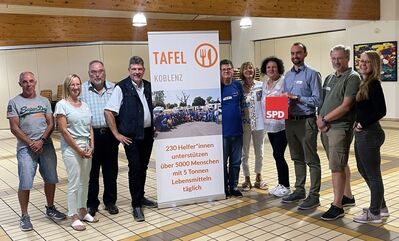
[1,0,380,20]
[0,13,231,46]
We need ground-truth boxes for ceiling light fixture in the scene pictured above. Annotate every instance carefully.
[132,13,147,27]
[239,17,252,29]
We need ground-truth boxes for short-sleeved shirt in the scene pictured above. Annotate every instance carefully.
[319,68,361,129]
[80,80,115,128]
[105,83,152,128]
[284,64,322,115]
[221,79,243,137]
[54,99,92,150]
[7,95,52,149]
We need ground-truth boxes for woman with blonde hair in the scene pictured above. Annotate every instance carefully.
[54,74,96,231]
[240,62,266,191]
[353,50,388,223]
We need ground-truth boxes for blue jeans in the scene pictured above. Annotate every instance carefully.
[17,140,58,190]
[223,135,243,192]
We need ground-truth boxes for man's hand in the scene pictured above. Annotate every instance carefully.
[29,140,44,153]
[282,92,299,101]
[116,133,132,146]
[316,116,329,132]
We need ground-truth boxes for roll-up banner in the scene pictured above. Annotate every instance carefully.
[148,31,225,208]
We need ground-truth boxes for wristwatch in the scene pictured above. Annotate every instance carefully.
[41,137,46,142]
[322,117,329,125]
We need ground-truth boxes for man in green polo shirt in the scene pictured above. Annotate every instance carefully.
[317,45,361,221]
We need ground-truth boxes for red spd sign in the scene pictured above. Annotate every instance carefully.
[265,96,288,119]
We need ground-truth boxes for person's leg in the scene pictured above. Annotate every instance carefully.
[241,127,251,178]
[343,166,353,198]
[332,170,345,208]
[252,130,264,177]
[269,130,289,187]
[124,139,142,208]
[38,142,59,207]
[223,137,231,194]
[303,117,321,198]
[63,146,81,217]
[87,132,101,209]
[137,128,154,201]
[78,150,92,213]
[322,129,348,207]
[355,127,385,215]
[101,132,119,207]
[229,135,243,190]
[286,120,306,195]
[17,147,37,215]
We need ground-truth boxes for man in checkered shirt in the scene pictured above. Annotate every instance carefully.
[80,60,120,217]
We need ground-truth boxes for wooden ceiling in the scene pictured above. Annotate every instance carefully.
[0,0,380,46]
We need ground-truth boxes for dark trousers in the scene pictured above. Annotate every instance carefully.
[268,130,290,187]
[355,122,386,215]
[87,128,119,209]
[223,135,243,192]
[124,128,154,207]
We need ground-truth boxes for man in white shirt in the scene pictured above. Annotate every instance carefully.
[104,56,156,222]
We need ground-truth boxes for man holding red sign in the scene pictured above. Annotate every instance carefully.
[281,42,323,210]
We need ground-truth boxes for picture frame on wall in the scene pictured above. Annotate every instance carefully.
[353,41,397,82]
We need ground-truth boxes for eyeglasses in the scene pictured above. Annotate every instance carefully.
[89,69,105,75]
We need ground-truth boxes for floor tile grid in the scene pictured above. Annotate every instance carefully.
[0,120,398,241]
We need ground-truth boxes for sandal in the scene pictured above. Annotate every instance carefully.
[71,219,86,231]
[254,181,268,190]
[241,181,252,191]
[81,213,99,223]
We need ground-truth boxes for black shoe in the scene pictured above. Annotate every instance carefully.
[225,189,230,198]
[342,195,355,207]
[87,207,98,217]
[133,207,145,222]
[321,204,345,221]
[104,204,119,215]
[142,197,157,208]
[230,189,243,197]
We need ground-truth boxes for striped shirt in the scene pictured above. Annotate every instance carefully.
[80,80,115,128]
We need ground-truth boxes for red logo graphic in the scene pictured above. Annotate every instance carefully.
[194,43,218,68]
[265,96,288,120]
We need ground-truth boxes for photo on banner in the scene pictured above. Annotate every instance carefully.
[148,31,225,208]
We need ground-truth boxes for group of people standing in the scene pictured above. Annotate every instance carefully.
[7,42,388,233]
[220,42,388,224]
[7,56,156,232]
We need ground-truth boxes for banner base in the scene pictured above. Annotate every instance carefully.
[158,194,226,209]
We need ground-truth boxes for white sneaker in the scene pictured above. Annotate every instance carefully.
[380,207,390,217]
[353,208,382,224]
[270,184,291,197]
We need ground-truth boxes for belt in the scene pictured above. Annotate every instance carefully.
[288,114,315,120]
[94,127,109,134]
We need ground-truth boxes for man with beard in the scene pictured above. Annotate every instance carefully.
[104,56,156,222]
[317,45,360,220]
[81,60,120,217]
[281,42,323,210]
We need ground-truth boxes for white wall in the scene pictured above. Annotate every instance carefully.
[231,0,399,119]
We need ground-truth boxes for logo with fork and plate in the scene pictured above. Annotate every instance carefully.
[194,43,218,68]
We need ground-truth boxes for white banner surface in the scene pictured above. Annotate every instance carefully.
[148,31,224,208]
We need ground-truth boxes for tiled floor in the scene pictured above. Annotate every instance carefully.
[0,120,399,241]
